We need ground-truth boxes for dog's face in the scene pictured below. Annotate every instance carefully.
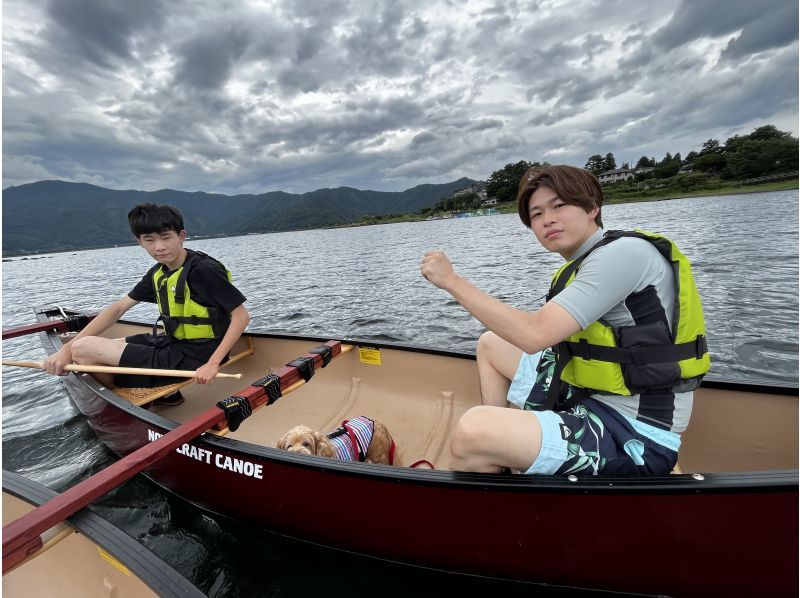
[276,425,335,457]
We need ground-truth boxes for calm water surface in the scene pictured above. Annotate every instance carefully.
[2,190,797,596]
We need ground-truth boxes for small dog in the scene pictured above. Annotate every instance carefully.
[276,416,399,465]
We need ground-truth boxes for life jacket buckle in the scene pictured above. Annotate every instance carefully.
[695,335,707,360]
[575,338,592,361]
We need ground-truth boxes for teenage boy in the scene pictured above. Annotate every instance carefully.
[44,203,250,405]
[420,165,709,476]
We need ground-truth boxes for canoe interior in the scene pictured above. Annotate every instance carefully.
[97,322,797,473]
[2,492,157,598]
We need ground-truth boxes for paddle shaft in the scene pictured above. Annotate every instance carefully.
[2,340,349,571]
[1,360,242,380]
[2,313,97,340]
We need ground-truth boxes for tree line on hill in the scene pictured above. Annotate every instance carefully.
[2,177,478,255]
[482,124,798,204]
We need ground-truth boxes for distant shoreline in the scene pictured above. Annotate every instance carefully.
[328,178,799,229]
[3,179,796,259]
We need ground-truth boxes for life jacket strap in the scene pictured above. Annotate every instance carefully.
[559,335,708,365]
[163,314,216,327]
[173,252,196,305]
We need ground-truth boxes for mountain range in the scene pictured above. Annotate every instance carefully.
[2,178,478,255]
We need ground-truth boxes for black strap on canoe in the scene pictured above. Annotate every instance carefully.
[287,356,315,382]
[216,396,252,432]
[63,314,91,332]
[308,344,333,367]
[251,373,283,404]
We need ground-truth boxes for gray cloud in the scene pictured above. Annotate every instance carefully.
[174,26,252,90]
[2,0,797,194]
[721,2,799,59]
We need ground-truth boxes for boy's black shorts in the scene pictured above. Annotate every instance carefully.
[115,333,220,388]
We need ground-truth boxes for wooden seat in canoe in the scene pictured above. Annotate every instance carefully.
[110,337,255,407]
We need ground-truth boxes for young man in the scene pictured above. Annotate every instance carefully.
[420,165,709,475]
[44,204,250,405]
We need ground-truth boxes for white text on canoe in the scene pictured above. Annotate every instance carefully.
[147,429,264,479]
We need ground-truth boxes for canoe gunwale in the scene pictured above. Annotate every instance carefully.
[36,305,799,495]
[2,470,205,598]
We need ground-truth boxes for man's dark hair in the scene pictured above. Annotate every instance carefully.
[517,165,604,228]
[128,203,184,237]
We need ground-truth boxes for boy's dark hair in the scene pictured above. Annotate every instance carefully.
[517,165,604,228]
[128,203,185,237]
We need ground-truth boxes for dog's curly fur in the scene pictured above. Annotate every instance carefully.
[276,421,400,465]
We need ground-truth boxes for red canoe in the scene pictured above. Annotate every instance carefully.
[31,306,800,596]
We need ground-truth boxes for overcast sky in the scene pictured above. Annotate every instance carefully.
[3,0,798,194]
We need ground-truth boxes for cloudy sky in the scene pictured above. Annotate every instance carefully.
[3,0,797,194]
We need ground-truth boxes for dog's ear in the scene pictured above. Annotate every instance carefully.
[276,433,288,450]
[314,431,336,457]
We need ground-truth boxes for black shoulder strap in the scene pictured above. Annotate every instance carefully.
[173,250,199,305]
[547,231,623,301]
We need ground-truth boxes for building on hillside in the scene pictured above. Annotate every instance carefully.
[453,181,488,199]
[481,197,498,206]
[598,168,636,184]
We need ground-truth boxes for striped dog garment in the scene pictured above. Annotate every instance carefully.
[327,416,375,462]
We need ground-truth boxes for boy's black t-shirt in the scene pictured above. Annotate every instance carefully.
[128,249,246,313]
[127,249,246,363]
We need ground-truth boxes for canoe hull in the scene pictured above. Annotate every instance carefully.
[41,307,798,597]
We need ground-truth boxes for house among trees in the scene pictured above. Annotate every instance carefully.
[598,165,657,184]
[598,167,636,184]
[453,182,488,199]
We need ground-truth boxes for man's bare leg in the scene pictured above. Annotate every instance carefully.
[476,331,524,407]
[70,336,127,387]
[449,406,542,472]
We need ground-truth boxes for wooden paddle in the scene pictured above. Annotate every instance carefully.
[2,313,97,340]
[1,360,242,380]
[2,340,350,573]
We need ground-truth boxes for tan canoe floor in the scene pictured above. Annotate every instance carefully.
[93,323,798,474]
[2,492,159,597]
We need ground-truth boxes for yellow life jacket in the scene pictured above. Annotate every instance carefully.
[152,250,232,341]
[546,230,710,410]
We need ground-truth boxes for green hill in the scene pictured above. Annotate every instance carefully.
[2,178,477,255]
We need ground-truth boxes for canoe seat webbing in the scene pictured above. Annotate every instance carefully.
[111,337,255,406]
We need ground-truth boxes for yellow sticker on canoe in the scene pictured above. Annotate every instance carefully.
[358,345,382,365]
[98,547,132,576]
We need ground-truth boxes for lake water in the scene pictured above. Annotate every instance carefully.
[2,190,798,596]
